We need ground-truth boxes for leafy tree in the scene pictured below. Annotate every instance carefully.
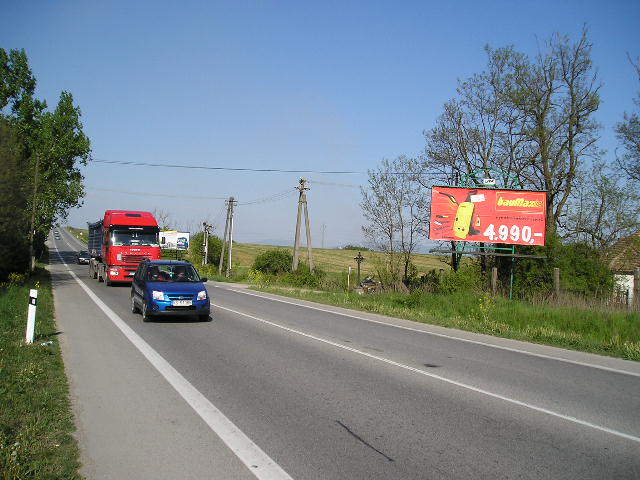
[342,245,369,251]
[189,232,224,266]
[1,48,91,271]
[0,120,30,280]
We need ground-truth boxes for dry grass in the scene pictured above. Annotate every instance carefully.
[230,243,449,276]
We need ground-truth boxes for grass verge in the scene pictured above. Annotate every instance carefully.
[255,287,640,362]
[0,268,83,479]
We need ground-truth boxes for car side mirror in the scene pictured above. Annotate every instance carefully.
[200,277,208,283]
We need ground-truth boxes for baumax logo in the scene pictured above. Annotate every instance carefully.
[495,192,545,213]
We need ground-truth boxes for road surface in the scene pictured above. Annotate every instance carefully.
[49,229,640,479]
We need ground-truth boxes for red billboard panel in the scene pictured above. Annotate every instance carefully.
[429,186,547,246]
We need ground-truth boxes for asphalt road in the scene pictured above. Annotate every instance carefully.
[50,229,640,479]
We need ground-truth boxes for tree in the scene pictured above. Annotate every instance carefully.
[615,55,640,181]
[0,120,30,280]
[508,27,601,234]
[423,28,601,239]
[153,208,174,230]
[0,48,91,270]
[561,162,640,248]
[360,156,429,283]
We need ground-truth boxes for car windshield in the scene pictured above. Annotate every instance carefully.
[146,265,200,282]
[112,229,159,247]
[79,251,88,255]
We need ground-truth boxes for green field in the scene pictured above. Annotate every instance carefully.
[228,243,449,276]
[65,226,449,276]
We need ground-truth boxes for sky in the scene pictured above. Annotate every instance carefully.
[3,0,639,248]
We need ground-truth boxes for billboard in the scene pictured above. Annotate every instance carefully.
[429,186,547,246]
[160,231,190,250]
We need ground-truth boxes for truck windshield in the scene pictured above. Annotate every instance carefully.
[111,230,159,247]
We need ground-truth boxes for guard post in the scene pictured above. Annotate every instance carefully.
[25,289,38,344]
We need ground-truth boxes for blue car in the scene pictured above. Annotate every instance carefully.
[130,260,210,322]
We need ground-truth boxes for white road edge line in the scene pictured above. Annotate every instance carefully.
[212,302,640,444]
[53,247,293,480]
[219,286,640,378]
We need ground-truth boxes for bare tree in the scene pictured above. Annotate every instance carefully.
[360,156,428,283]
[422,45,529,188]
[615,55,640,181]
[508,27,601,234]
[562,162,640,248]
[152,208,173,230]
[423,27,601,240]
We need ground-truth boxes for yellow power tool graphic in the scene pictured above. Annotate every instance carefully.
[453,190,481,239]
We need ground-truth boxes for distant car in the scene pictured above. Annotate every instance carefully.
[76,250,91,264]
[130,259,210,322]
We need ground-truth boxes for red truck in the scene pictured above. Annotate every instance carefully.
[88,210,161,285]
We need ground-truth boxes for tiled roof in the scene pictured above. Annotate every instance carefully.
[607,232,640,274]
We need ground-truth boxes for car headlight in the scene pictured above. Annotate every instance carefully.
[197,290,207,301]
[152,290,165,301]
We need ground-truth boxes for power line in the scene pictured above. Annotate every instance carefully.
[87,185,297,206]
[237,189,297,206]
[90,158,362,175]
[89,157,443,176]
[87,186,229,200]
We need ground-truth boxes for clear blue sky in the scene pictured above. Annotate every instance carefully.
[3,0,639,247]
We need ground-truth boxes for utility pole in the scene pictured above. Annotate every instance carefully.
[218,197,237,277]
[292,179,314,272]
[227,197,236,278]
[321,223,326,249]
[202,222,212,266]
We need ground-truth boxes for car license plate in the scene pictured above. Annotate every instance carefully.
[172,299,192,306]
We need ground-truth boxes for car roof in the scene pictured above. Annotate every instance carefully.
[145,260,194,266]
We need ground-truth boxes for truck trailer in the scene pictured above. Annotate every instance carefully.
[88,210,161,285]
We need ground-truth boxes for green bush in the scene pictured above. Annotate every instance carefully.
[438,263,484,294]
[252,249,292,275]
[282,262,325,288]
[512,234,614,299]
[188,232,224,267]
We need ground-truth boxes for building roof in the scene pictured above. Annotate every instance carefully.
[607,232,640,274]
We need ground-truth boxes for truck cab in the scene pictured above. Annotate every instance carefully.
[88,211,161,285]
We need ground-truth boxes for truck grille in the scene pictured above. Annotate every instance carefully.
[122,254,148,264]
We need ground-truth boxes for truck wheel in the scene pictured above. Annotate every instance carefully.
[142,301,152,322]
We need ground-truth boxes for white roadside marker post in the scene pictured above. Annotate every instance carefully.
[25,289,38,344]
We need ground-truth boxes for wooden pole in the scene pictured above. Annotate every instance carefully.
[634,267,640,311]
[553,267,560,298]
[491,267,498,296]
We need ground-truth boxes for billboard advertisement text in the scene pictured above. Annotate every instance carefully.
[429,186,547,246]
